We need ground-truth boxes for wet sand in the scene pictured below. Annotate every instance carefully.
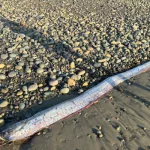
[2,71,150,150]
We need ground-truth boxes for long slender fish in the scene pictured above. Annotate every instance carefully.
[0,61,150,142]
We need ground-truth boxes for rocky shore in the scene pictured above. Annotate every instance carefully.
[0,0,150,127]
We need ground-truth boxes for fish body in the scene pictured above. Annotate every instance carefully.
[1,61,150,141]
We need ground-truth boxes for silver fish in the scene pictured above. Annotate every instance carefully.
[1,61,150,141]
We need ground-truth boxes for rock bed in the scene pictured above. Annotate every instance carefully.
[0,0,150,126]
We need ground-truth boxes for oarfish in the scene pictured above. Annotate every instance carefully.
[0,61,150,142]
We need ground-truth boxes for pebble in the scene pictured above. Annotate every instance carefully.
[0,101,9,108]
[82,81,88,87]
[60,88,70,94]
[50,74,56,80]
[121,57,126,60]
[70,62,75,69]
[116,59,121,63]
[19,103,25,110]
[0,113,4,118]
[22,86,28,92]
[0,64,5,69]
[18,61,24,66]
[103,62,108,66]
[44,92,51,96]
[17,91,23,96]
[38,84,43,87]
[76,58,83,62]
[78,89,84,93]
[0,119,4,126]
[78,70,85,76]
[1,88,9,94]
[15,65,22,70]
[0,74,6,80]
[51,86,56,91]
[22,54,29,58]
[105,53,111,58]
[68,78,76,86]
[8,71,17,77]
[71,74,81,80]
[39,63,45,68]
[38,101,43,105]
[57,76,63,81]
[49,80,58,86]
[43,87,49,91]
[35,60,42,65]
[1,54,8,60]
[37,68,44,74]
[28,83,38,91]
[98,59,107,63]
[94,63,101,68]
[25,68,31,73]
[19,33,25,38]
[9,53,17,58]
